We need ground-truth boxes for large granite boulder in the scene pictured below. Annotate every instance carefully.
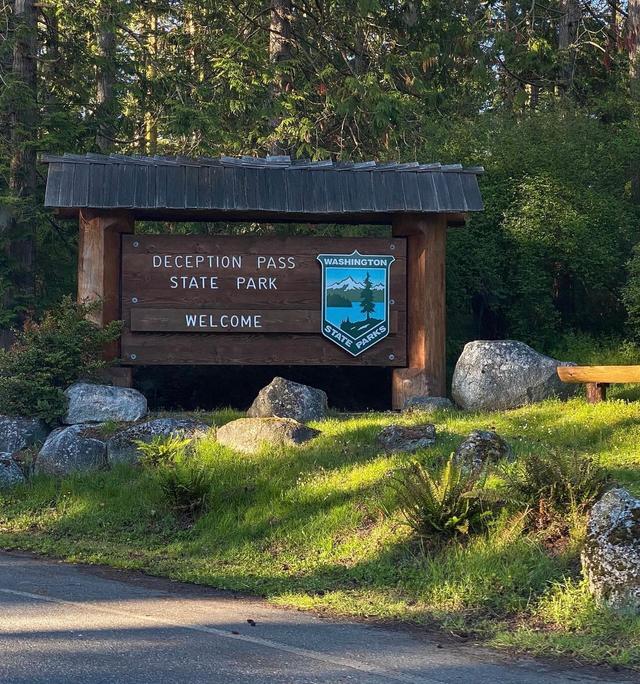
[35,425,107,476]
[216,417,320,454]
[247,377,328,423]
[581,488,640,612]
[377,424,436,453]
[0,454,25,489]
[453,430,513,472]
[107,418,210,466]
[64,383,147,425]
[403,396,454,413]
[451,340,575,411]
[0,416,49,454]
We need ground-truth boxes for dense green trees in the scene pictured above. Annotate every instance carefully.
[2,1,640,356]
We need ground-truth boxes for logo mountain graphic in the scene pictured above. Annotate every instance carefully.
[326,276,385,292]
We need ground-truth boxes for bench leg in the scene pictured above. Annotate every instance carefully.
[586,382,608,403]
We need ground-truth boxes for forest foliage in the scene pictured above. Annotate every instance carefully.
[2,1,640,357]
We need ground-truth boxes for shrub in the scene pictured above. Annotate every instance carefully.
[622,242,640,341]
[392,457,499,544]
[501,451,609,521]
[135,436,193,468]
[0,297,122,424]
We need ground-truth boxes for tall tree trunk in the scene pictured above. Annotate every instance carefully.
[558,0,580,92]
[5,0,38,324]
[629,0,640,100]
[629,0,640,201]
[605,0,619,70]
[269,0,292,155]
[41,7,61,106]
[95,1,116,153]
[144,9,158,155]
[10,0,37,197]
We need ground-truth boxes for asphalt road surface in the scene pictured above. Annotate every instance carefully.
[0,551,634,684]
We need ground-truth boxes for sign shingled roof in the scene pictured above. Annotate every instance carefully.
[42,153,483,220]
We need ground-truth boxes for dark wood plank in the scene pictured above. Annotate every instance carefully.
[122,235,407,258]
[130,308,400,334]
[121,236,407,310]
[121,332,406,366]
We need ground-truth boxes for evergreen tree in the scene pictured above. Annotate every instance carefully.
[360,272,375,321]
[0,0,639,351]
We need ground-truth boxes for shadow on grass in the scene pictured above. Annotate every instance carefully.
[1,405,640,665]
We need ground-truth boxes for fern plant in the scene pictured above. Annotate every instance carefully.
[392,457,499,543]
[501,450,609,515]
[135,436,193,468]
[156,462,212,523]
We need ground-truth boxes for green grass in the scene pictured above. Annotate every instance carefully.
[1,399,639,667]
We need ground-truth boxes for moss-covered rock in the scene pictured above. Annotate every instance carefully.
[247,377,328,423]
[216,417,320,453]
[581,488,640,613]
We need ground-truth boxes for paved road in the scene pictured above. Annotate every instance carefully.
[0,551,633,684]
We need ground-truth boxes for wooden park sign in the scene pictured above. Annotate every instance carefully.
[121,235,407,366]
[42,154,484,409]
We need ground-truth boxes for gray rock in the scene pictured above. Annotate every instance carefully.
[403,396,454,413]
[453,430,513,472]
[64,383,147,424]
[581,488,640,613]
[107,418,210,466]
[0,454,25,489]
[36,425,107,476]
[451,340,576,411]
[0,416,49,454]
[247,377,328,423]
[216,417,320,454]
[377,424,436,452]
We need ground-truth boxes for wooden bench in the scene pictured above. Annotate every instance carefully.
[557,366,640,403]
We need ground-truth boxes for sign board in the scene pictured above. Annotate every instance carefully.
[121,235,407,366]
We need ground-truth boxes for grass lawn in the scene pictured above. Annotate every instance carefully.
[1,397,639,668]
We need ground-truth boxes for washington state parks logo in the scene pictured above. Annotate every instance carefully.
[317,250,395,356]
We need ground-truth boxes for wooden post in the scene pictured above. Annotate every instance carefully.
[391,213,447,409]
[78,209,134,381]
[586,382,608,403]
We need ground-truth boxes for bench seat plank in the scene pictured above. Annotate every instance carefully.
[557,366,640,384]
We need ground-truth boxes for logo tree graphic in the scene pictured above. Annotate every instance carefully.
[360,272,375,320]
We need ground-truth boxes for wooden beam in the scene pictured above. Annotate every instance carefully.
[557,365,640,384]
[445,212,469,227]
[78,209,134,359]
[391,213,447,409]
[58,208,475,227]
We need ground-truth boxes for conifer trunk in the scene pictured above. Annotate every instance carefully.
[558,0,580,91]
[269,0,292,155]
[6,0,38,322]
[629,0,640,100]
[629,0,640,202]
[10,0,37,197]
[96,1,116,153]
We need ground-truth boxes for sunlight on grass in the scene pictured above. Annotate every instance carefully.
[1,397,639,667]
[495,578,640,666]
